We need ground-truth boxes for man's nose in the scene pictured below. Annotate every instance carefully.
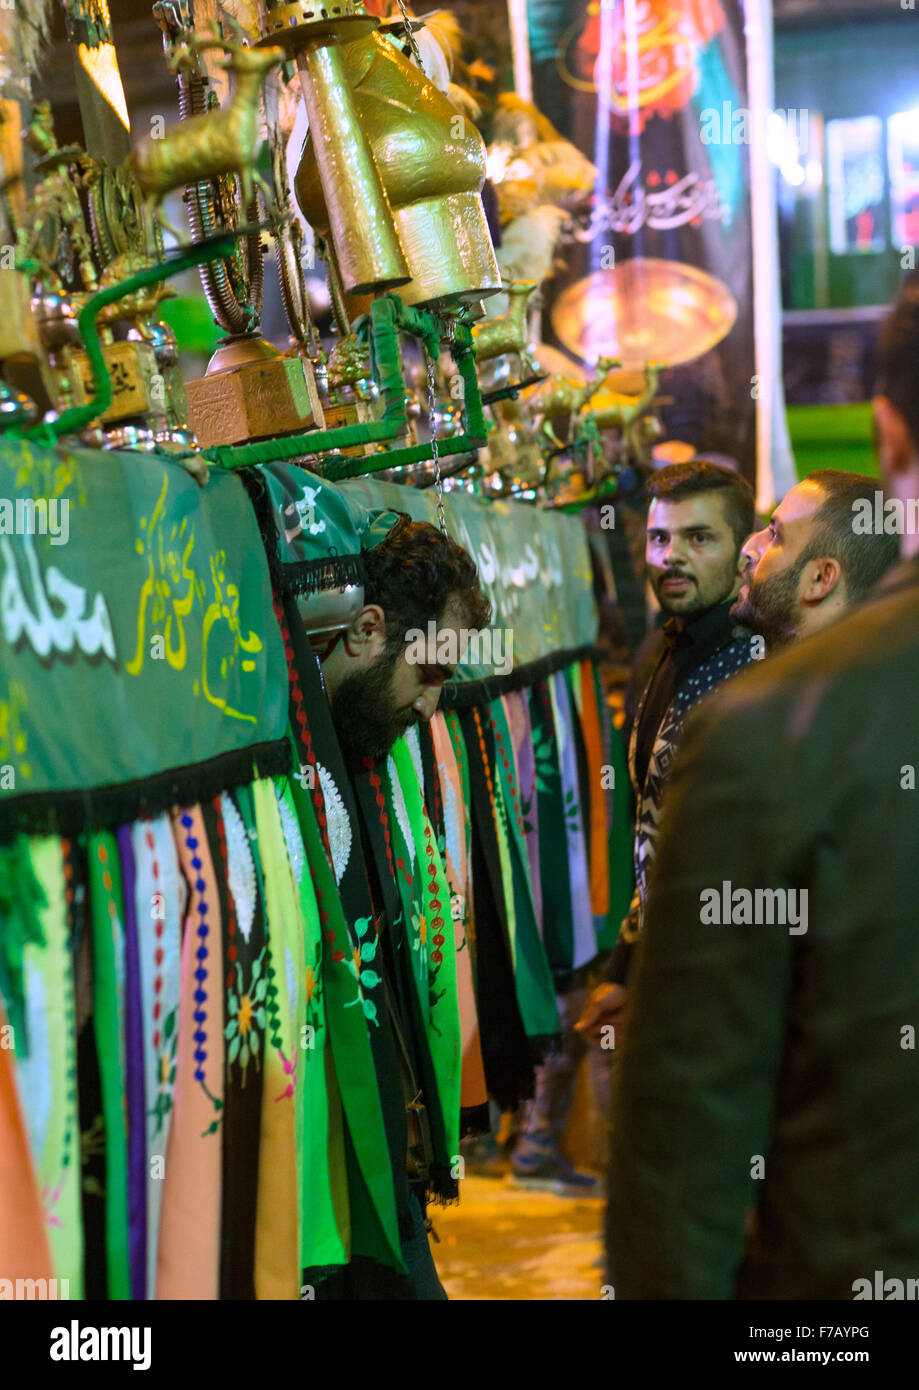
[662,536,688,567]
[743,527,769,574]
[413,686,441,722]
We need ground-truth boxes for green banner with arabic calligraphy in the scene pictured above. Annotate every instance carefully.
[0,439,288,831]
[337,478,598,679]
[241,462,597,674]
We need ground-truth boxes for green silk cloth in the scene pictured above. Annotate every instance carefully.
[384,735,462,1174]
[0,836,47,1055]
[528,680,575,978]
[284,734,406,1282]
[592,665,634,949]
[11,836,83,1295]
[271,778,349,1278]
[250,463,368,594]
[488,698,560,1042]
[87,830,130,1300]
[339,478,597,678]
[0,439,288,833]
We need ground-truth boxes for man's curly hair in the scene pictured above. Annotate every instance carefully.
[362,515,493,655]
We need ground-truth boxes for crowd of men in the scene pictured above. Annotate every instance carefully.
[310,272,919,1298]
[600,273,919,1298]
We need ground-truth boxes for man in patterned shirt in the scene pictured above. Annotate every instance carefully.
[577,460,756,1042]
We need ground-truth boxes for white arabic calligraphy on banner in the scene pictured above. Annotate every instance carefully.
[561,161,726,241]
[0,533,117,663]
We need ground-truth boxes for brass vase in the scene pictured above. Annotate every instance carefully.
[292,24,500,310]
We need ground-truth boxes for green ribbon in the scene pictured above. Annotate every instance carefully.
[386,737,461,1170]
[0,836,47,1053]
[88,830,131,1300]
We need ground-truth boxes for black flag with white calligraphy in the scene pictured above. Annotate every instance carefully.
[526,0,762,483]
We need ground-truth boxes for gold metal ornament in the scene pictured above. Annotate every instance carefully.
[185,335,325,448]
[579,364,662,462]
[471,281,540,380]
[69,338,162,423]
[289,8,500,309]
[257,2,409,296]
[131,33,284,238]
[523,355,619,446]
[551,258,738,370]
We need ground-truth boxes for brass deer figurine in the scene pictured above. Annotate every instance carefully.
[131,35,283,238]
[526,354,619,446]
[472,281,540,381]
[581,362,661,436]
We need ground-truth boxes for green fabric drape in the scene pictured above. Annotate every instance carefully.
[273,778,348,1277]
[285,734,407,1283]
[87,831,130,1300]
[385,736,462,1171]
[10,838,83,1294]
[488,699,560,1044]
[594,666,635,949]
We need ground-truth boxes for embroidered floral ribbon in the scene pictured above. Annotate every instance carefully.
[549,669,597,973]
[130,815,182,1301]
[252,777,303,1299]
[87,830,129,1299]
[488,698,560,1046]
[156,806,224,1301]
[208,789,264,1299]
[503,690,543,937]
[280,592,409,1288]
[384,734,462,1177]
[430,713,488,1119]
[13,837,83,1295]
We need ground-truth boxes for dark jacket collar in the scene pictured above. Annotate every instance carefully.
[662,597,740,650]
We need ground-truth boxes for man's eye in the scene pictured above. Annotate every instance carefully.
[692,533,709,544]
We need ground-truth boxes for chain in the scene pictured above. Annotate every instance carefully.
[394,0,427,75]
[424,347,448,535]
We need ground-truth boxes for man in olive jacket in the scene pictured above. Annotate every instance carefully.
[607,276,919,1299]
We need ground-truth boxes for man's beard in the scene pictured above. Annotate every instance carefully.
[652,560,735,617]
[330,651,416,767]
[731,560,804,649]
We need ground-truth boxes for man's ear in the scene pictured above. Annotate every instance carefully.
[873,395,914,478]
[343,604,387,658]
[801,556,843,606]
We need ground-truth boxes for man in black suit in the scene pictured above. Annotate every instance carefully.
[577,460,756,1043]
[606,276,919,1298]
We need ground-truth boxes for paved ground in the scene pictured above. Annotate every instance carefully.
[429,1174,607,1301]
